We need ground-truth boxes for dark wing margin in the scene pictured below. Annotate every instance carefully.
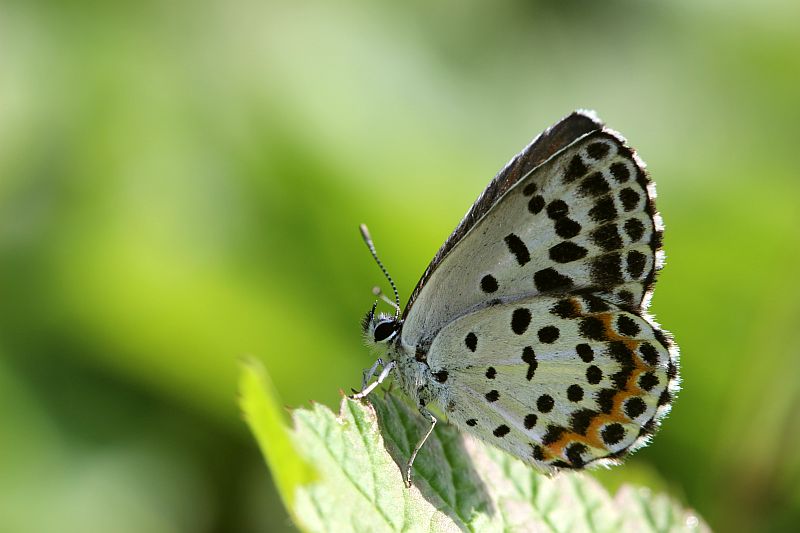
[402,110,604,318]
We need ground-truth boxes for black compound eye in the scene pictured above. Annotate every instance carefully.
[374,321,395,342]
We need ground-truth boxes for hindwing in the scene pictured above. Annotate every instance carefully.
[426,294,678,469]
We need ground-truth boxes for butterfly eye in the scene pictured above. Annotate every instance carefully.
[373,321,396,342]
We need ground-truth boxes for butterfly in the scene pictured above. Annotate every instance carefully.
[353,110,679,487]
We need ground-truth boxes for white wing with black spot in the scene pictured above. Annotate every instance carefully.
[425,294,678,469]
[400,113,663,355]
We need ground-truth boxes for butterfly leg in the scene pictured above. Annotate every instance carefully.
[405,407,436,488]
[351,360,396,400]
[360,358,384,391]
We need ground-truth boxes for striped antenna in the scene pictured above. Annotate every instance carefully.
[360,224,401,318]
[372,286,401,314]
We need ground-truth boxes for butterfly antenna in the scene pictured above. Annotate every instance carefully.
[372,286,401,314]
[360,224,401,318]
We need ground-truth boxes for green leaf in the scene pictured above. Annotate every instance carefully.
[238,358,316,518]
[240,362,708,532]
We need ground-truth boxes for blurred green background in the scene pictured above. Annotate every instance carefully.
[1,0,798,531]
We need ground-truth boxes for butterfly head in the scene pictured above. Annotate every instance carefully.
[362,302,401,345]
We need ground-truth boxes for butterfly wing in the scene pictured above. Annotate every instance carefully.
[405,110,603,312]
[425,293,678,469]
[401,111,663,355]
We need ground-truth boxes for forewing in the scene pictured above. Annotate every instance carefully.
[401,114,662,352]
[404,110,603,314]
[426,294,679,470]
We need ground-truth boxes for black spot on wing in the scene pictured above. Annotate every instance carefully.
[538,326,560,343]
[494,425,510,437]
[565,442,588,467]
[534,268,574,292]
[579,317,606,340]
[465,332,478,352]
[576,343,594,362]
[596,388,616,414]
[524,413,538,429]
[601,423,625,445]
[485,390,500,402]
[589,195,617,223]
[618,290,635,308]
[668,360,679,380]
[608,341,635,366]
[551,299,579,319]
[624,397,647,419]
[579,172,611,197]
[542,425,566,445]
[586,142,610,159]
[619,187,640,211]
[582,294,611,312]
[609,162,630,183]
[528,195,546,214]
[549,242,588,263]
[616,315,641,337]
[511,308,532,334]
[563,154,588,183]
[610,368,633,390]
[546,200,569,219]
[504,233,530,265]
[590,252,623,286]
[639,342,659,365]
[567,384,584,402]
[480,274,499,293]
[651,229,664,251]
[522,182,538,196]
[554,218,582,239]
[639,371,659,391]
[537,394,555,413]
[626,250,647,278]
[531,444,546,461]
[433,370,448,383]
[624,218,645,242]
[653,329,672,350]
[570,409,599,435]
[590,223,623,251]
[586,365,603,384]
[522,346,537,380]
[658,389,672,407]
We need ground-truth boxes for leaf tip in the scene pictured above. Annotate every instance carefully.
[237,358,316,515]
